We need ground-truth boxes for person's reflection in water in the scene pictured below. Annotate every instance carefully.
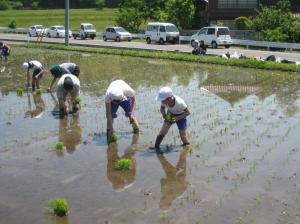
[157,148,189,210]
[107,133,139,192]
[25,92,45,118]
[59,115,82,154]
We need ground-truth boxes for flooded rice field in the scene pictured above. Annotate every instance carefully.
[0,47,300,224]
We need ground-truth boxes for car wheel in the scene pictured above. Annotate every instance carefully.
[116,36,120,42]
[28,33,32,37]
[56,33,59,38]
[146,37,151,44]
[47,33,50,38]
[74,35,77,39]
[103,36,107,41]
[211,41,218,49]
[159,38,164,45]
[128,39,132,42]
[81,34,85,40]
[91,36,95,40]
[225,45,230,49]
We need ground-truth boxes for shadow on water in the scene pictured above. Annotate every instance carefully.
[106,133,139,192]
[157,148,189,210]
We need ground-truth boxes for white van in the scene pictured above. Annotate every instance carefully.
[190,26,232,49]
[145,22,179,44]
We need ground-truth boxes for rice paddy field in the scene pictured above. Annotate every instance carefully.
[0,47,300,224]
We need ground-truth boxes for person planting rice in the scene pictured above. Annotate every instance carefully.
[105,80,139,143]
[154,86,191,152]
[48,63,80,92]
[0,42,11,61]
[22,60,45,92]
[56,74,80,116]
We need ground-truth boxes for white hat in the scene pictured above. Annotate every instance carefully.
[155,86,173,101]
[22,62,29,71]
[110,89,125,101]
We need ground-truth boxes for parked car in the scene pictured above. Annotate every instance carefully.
[28,25,46,37]
[46,25,72,38]
[145,22,179,44]
[102,27,132,42]
[190,26,232,49]
[72,23,96,40]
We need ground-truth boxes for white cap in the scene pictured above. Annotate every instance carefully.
[110,89,125,101]
[155,86,173,101]
[22,62,29,70]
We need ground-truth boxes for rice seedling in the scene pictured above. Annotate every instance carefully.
[16,88,24,96]
[75,96,82,104]
[109,133,118,143]
[115,158,132,171]
[54,141,64,150]
[35,89,42,95]
[48,198,69,217]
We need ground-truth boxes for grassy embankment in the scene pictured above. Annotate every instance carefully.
[22,43,300,73]
[0,8,117,31]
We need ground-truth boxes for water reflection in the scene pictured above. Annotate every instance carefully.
[157,148,188,210]
[24,92,45,118]
[106,133,139,192]
[59,115,82,154]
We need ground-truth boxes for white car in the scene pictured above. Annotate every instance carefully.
[102,27,132,42]
[145,22,179,44]
[190,26,232,49]
[46,25,72,38]
[28,25,46,37]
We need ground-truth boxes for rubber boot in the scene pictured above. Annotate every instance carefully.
[154,134,164,154]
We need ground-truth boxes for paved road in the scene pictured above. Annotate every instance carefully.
[1,33,300,61]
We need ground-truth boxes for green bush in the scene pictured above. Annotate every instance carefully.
[48,198,69,217]
[0,0,9,10]
[8,20,16,29]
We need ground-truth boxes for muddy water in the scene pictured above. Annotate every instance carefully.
[0,48,300,224]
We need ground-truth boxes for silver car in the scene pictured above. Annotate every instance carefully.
[102,27,132,42]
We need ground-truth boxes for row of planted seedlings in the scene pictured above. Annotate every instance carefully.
[184,120,298,223]
[196,117,300,223]
[233,147,300,224]
[188,92,276,164]
[200,95,279,168]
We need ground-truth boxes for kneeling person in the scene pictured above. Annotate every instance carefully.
[105,80,139,139]
[56,74,80,115]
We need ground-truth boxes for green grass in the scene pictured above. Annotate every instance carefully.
[0,8,117,31]
[21,43,300,73]
[48,198,69,217]
[115,158,132,171]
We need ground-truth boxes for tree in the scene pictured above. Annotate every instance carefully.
[251,0,297,42]
[165,0,195,29]
[116,1,146,33]
[0,0,9,10]
[234,16,252,30]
